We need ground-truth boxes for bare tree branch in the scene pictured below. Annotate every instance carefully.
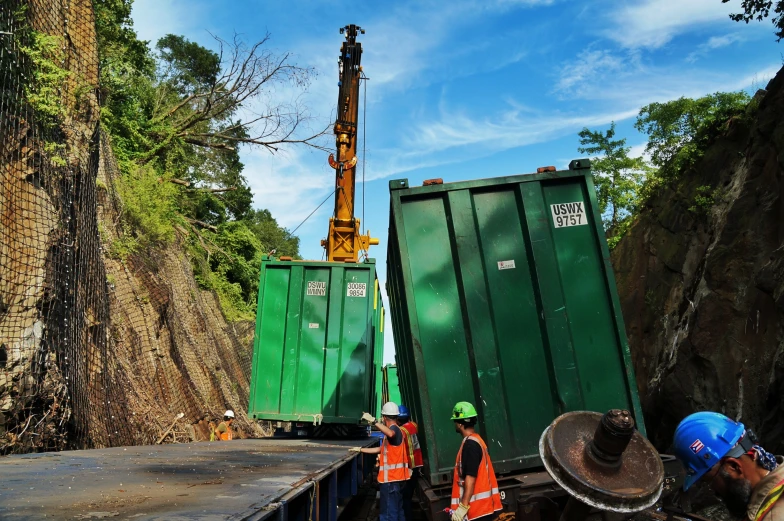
[151,31,331,156]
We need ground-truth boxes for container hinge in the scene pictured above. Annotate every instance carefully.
[569,158,591,170]
[389,179,409,191]
[313,414,324,426]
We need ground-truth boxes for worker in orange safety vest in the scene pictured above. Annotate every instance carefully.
[450,401,502,521]
[398,404,423,521]
[214,410,235,441]
[350,402,412,521]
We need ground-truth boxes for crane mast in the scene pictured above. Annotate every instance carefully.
[322,24,378,262]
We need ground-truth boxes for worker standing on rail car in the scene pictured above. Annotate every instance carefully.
[349,402,412,521]
[214,410,235,441]
[673,412,784,520]
[450,402,502,521]
[398,404,423,521]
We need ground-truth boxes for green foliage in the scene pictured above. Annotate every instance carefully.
[113,163,178,253]
[189,221,264,321]
[606,218,634,251]
[722,0,784,40]
[244,209,300,258]
[156,34,220,94]
[689,185,721,215]
[634,92,751,180]
[578,122,651,232]
[95,4,303,321]
[18,31,70,126]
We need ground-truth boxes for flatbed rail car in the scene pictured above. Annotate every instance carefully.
[0,439,378,521]
[386,160,682,519]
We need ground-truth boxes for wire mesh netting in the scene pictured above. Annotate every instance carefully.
[0,0,267,455]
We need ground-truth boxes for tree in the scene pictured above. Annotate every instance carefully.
[578,122,649,232]
[634,92,751,179]
[243,209,300,258]
[722,0,784,40]
[149,33,330,157]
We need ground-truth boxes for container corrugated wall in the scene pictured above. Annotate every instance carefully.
[381,364,401,405]
[248,258,381,424]
[373,281,385,418]
[386,162,644,485]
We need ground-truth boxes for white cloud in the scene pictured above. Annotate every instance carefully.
[687,33,744,62]
[242,146,334,236]
[555,49,625,94]
[606,0,735,49]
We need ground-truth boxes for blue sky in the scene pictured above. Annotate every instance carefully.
[132,0,782,363]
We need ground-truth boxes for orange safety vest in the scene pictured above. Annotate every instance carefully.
[218,422,233,441]
[451,434,502,520]
[401,421,423,468]
[399,425,416,469]
[378,428,413,483]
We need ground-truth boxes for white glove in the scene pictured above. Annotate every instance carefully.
[349,447,362,453]
[361,412,376,424]
[451,503,469,521]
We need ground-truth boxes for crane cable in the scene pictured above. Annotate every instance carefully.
[288,187,338,238]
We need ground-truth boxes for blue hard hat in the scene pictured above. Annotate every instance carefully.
[398,404,410,420]
[673,412,746,491]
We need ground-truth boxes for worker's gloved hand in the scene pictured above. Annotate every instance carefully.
[349,447,362,453]
[361,412,376,424]
[451,503,470,521]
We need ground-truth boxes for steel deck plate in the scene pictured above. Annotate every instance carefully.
[0,439,374,520]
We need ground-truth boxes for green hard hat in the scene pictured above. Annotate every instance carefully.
[451,401,478,420]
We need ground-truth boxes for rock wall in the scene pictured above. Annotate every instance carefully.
[612,66,784,455]
[0,0,268,453]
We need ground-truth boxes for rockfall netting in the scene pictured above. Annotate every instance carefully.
[0,0,267,454]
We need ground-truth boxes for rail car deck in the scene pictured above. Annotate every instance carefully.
[0,438,378,520]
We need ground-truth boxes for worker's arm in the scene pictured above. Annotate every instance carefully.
[357,446,382,454]
[460,475,476,506]
[375,421,395,438]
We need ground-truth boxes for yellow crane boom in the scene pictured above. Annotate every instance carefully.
[322,24,378,262]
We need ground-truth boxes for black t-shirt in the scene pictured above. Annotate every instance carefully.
[460,438,483,478]
[387,424,403,446]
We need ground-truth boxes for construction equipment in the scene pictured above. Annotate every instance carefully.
[321,24,379,262]
[249,26,385,436]
[540,410,664,519]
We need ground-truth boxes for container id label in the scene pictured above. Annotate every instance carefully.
[308,323,319,329]
[346,282,367,297]
[306,281,327,296]
[497,260,516,270]
[551,202,588,228]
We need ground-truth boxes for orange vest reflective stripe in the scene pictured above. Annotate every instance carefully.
[402,422,423,468]
[378,428,413,483]
[399,425,416,469]
[450,434,502,519]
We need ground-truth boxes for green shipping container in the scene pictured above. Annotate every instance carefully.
[373,283,386,419]
[386,160,644,485]
[381,364,402,405]
[248,257,383,425]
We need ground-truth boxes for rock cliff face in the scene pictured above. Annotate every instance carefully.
[0,0,267,453]
[612,66,784,455]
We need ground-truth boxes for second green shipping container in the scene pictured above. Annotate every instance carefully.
[386,160,645,484]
